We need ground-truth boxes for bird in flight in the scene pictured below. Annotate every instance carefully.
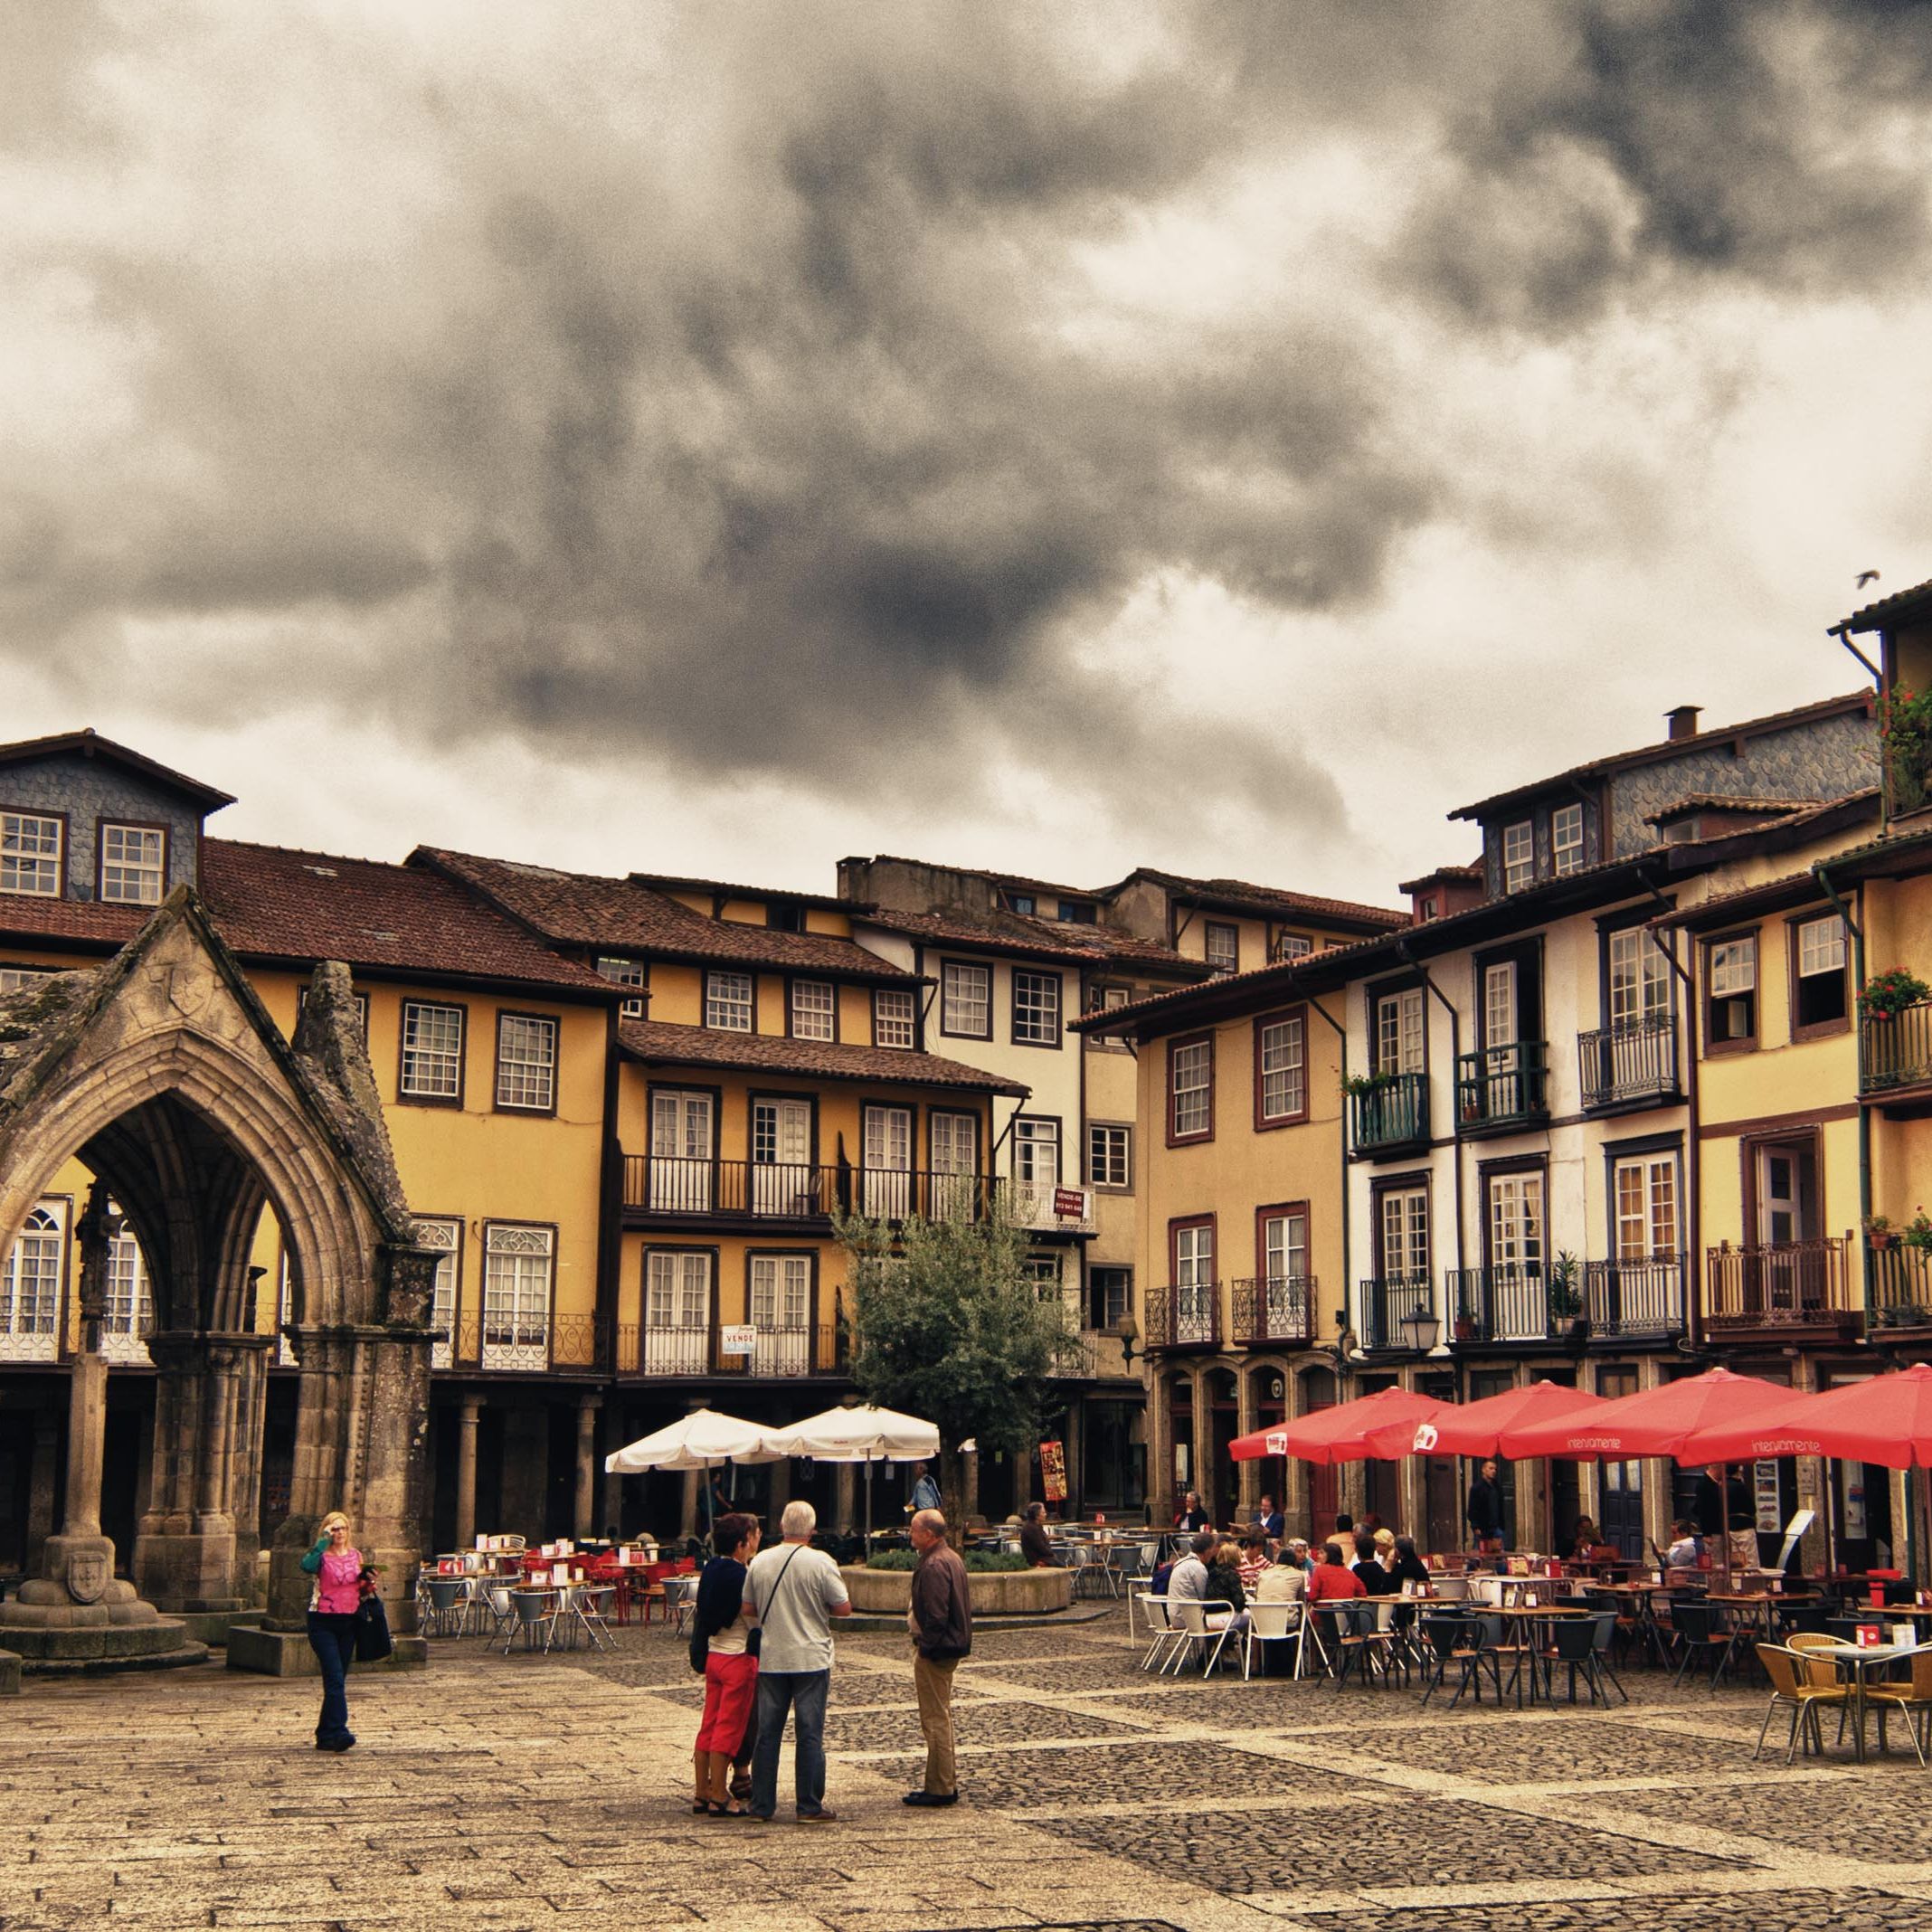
[1857,570,1881,589]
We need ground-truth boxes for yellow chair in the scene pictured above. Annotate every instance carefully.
[1755,1643,1848,1764]
[1861,1646,1932,1767]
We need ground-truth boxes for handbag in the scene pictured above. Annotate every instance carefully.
[354,1592,393,1662]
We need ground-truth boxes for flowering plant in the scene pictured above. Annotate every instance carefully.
[1861,966,1931,1018]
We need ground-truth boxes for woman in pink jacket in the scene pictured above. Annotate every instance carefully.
[299,1511,365,1751]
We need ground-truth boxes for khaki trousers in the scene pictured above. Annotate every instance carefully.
[913,1653,959,1796]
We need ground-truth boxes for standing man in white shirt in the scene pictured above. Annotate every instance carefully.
[743,1500,852,1823]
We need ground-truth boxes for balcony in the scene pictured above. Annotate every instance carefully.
[1705,1237,1858,1333]
[1145,1282,1220,1351]
[1348,1072,1429,1159]
[1867,1242,1932,1330]
[624,1156,838,1224]
[1446,1264,1557,1344]
[1861,999,1932,1107]
[99,1322,155,1368]
[1229,1274,1315,1349]
[1000,1179,1096,1236]
[619,1158,1073,1229]
[439,1313,609,1374]
[1583,1255,1687,1339]
[1455,1041,1548,1135]
[0,1324,59,1364]
[1578,1015,1679,1112]
[1358,1275,1434,1350]
[614,1319,848,1378]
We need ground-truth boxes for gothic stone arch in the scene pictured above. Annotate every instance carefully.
[0,889,439,1661]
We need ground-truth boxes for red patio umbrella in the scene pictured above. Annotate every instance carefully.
[1677,1362,1932,1471]
[1229,1384,1447,1468]
[1497,1366,1795,1462]
[1359,1378,1609,1461]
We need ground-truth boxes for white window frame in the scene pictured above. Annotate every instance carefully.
[1275,931,1314,961]
[99,823,166,904]
[1608,927,1672,1027]
[1204,922,1239,974]
[416,1217,461,1370]
[872,986,915,1049]
[1011,968,1061,1045]
[1,811,62,898]
[1375,987,1425,1076]
[1,1200,64,1359]
[749,1253,812,1375]
[1013,1116,1060,1185]
[1502,820,1535,894]
[1087,1122,1131,1190]
[494,1013,557,1112]
[400,1000,464,1100]
[704,971,753,1032]
[1262,1208,1309,1283]
[1486,1172,1544,1272]
[1551,803,1585,876]
[0,965,58,995]
[1710,938,1756,997]
[941,960,990,1038]
[1257,1013,1305,1122]
[1796,914,1846,980]
[1482,961,1518,1051]
[1170,1037,1212,1140]
[790,979,835,1042]
[482,1223,553,1369]
[1378,1187,1428,1282]
[644,1248,713,1375]
[595,955,645,1019]
[1614,1157,1679,1262]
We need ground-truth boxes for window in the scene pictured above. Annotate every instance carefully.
[941,960,990,1037]
[1003,891,1036,915]
[482,1223,553,1365]
[1482,961,1518,1049]
[931,1112,980,1218]
[1011,969,1061,1045]
[1021,1254,1062,1297]
[645,1249,712,1372]
[1205,922,1239,974]
[1275,931,1314,961]
[790,980,835,1041]
[860,1104,913,1217]
[1090,1264,1132,1331]
[1614,1156,1678,1260]
[415,1217,460,1368]
[1013,1116,1060,1185]
[1502,820,1535,893]
[1,811,62,897]
[1793,914,1849,1031]
[1056,898,1096,923]
[1256,1011,1306,1124]
[749,1254,812,1371]
[1486,1171,1544,1273]
[103,1216,154,1340]
[595,955,645,1018]
[1552,803,1585,876]
[1171,1219,1215,1342]
[872,986,915,1049]
[1707,935,1757,1046]
[1261,1207,1308,1283]
[1,1203,62,1350]
[704,971,753,1031]
[1378,1187,1428,1282]
[767,902,805,932]
[1169,1036,1213,1141]
[1607,927,1672,1028]
[1418,897,1438,923]
[400,1000,463,1101]
[494,1013,557,1112]
[1088,1122,1131,1189]
[1084,983,1131,1044]
[0,965,56,994]
[1374,986,1425,1075]
[99,824,166,904]
[649,1089,715,1212]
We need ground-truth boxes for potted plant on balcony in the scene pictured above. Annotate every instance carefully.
[1879,682,1932,818]
[1867,1213,1899,1252]
[1546,1251,1585,1337]
[1905,1208,1932,1253]
[1341,1070,1395,1097]
[1861,967,1932,1019]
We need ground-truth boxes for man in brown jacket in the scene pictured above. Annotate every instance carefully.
[904,1508,971,1807]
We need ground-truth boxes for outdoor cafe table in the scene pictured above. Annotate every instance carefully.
[1812,1639,1932,1763]
[1486,1604,1594,1706]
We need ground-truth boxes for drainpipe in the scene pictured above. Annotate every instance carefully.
[1305,994,1351,1361]
[1641,880,1700,1353]
[1812,861,1869,1325]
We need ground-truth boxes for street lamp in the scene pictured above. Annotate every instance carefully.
[1113,1311,1141,1369]
[1399,1304,1441,1355]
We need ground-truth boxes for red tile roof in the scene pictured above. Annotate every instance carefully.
[1129,869,1407,931]
[1845,574,1932,633]
[860,906,1204,970]
[0,895,146,951]
[200,841,614,994]
[618,1019,1028,1094]
[628,871,867,914]
[416,848,914,980]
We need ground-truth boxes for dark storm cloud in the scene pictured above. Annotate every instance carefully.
[4,1,1929,847]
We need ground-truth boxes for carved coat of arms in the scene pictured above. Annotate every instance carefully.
[65,1548,110,1605]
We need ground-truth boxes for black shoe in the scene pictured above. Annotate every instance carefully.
[316,1735,356,1753]
[902,1791,957,1806]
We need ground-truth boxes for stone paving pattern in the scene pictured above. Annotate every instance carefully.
[5,1603,1932,1931]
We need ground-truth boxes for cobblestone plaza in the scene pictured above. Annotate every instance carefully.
[7,1605,1932,1932]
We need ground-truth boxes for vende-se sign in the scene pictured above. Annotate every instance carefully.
[719,1325,756,1355]
[1054,1186,1089,1219]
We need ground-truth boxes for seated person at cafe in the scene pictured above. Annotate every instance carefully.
[1166,1531,1217,1608]
[1236,1533,1270,1593]
[1351,1532,1394,1596]
[1306,1541,1368,1605]
[1018,1501,1056,1569]
[1664,1519,1705,1569]
[1255,1548,1307,1602]
[1256,1494,1285,1541]
[1285,1537,1315,1575]
[1203,1539,1252,1634]
[1568,1515,1603,1561]
[1387,1534,1432,1592]
[1175,1490,1210,1531]
[1331,1511,1357,1551]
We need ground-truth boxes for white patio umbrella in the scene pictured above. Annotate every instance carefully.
[762,1405,942,1539]
[604,1407,781,1534]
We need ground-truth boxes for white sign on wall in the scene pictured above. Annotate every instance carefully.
[719,1325,756,1356]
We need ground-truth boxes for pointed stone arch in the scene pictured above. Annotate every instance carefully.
[0,890,438,1665]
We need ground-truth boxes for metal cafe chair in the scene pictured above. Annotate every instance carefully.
[572,1584,618,1653]
[503,1586,560,1654]
[482,1582,521,1648]
[1166,1598,1236,1676]
[1241,1600,1301,1681]
[424,1575,469,1637]
[1132,1588,1183,1672]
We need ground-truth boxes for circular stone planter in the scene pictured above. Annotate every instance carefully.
[839,1565,1073,1616]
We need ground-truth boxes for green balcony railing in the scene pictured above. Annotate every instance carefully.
[1456,1040,1548,1132]
[1348,1071,1429,1155]
[1860,999,1932,1097]
[1868,1241,1932,1330]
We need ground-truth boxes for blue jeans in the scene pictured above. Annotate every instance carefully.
[750,1669,830,1817]
[307,1612,357,1744]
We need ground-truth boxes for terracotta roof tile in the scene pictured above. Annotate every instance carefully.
[416,848,914,980]
[1643,794,1813,823]
[1131,869,1408,931]
[618,1018,1028,1094]
[200,841,613,994]
[1846,574,1932,632]
[861,905,1205,970]
[0,895,147,951]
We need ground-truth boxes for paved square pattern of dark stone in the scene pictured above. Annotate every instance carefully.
[1024,1796,1758,1895]
[867,1738,1352,1807]
[962,1654,1170,1695]
[1084,1684,1337,1731]
[1331,1712,1791,1783]
[825,1698,1143,1752]
[636,1669,986,1711]
[1302,1890,1932,1932]
[1605,1776,1932,1862]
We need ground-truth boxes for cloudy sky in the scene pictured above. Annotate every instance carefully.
[7,2,1932,904]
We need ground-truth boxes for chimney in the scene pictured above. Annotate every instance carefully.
[1666,705,1702,743]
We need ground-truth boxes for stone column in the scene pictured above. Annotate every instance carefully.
[455,1397,481,1550]
[1145,1372,1174,1526]
[26,1414,60,1569]
[573,1395,601,1539]
[1190,1372,1214,1523]
[834,1463,857,1535]
[961,1446,979,1525]
[1063,1397,1085,1518]
[1235,1370,1261,1520]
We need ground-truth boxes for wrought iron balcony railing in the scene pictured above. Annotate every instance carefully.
[1455,1040,1548,1132]
[1583,1255,1686,1339]
[1348,1072,1429,1157]
[1145,1281,1220,1350]
[1861,999,1932,1097]
[623,1156,837,1219]
[1705,1237,1855,1330]
[612,1320,848,1378]
[1358,1275,1434,1350]
[1578,1015,1679,1111]
[1446,1264,1558,1344]
[1228,1274,1315,1348]
[1867,1241,1932,1329]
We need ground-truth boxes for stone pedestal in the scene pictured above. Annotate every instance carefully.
[227,1624,428,1676]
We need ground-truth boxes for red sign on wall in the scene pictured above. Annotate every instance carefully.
[1040,1439,1067,1503]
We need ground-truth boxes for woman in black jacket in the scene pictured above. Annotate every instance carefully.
[691,1512,761,1816]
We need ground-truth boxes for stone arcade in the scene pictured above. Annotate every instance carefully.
[0,888,438,1679]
